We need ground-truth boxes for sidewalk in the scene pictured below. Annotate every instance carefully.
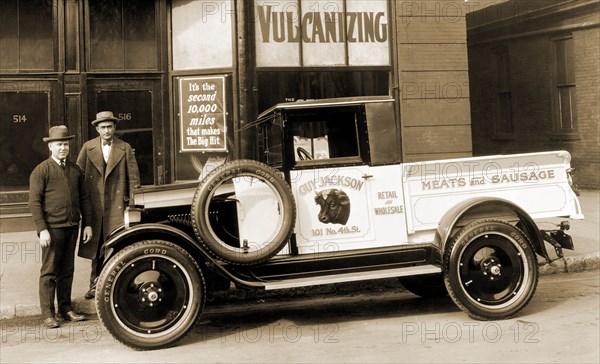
[1,190,598,320]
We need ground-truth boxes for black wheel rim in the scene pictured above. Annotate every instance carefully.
[111,255,194,336]
[458,232,528,307]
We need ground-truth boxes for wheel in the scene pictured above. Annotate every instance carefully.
[96,240,205,350]
[296,147,313,160]
[444,219,538,320]
[191,159,296,265]
[399,273,448,298]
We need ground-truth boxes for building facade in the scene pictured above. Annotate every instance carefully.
[467,0,599,189]
[0,0,473,231]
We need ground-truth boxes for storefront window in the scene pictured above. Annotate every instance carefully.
[0,92,49,191]
[256,70,389,112]
[171,0,234,70]
[88,0,158,71]
[0,0,54,71]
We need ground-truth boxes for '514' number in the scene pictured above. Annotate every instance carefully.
[13,115,27,123]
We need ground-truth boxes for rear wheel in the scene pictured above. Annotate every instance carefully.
[96,240,205,350]
[444,220,538,320]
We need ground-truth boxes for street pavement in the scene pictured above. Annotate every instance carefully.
[1,190,598,321]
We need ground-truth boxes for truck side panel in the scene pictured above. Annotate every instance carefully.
[402,151,582,233]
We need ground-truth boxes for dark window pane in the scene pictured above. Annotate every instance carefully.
[89,0,124,70]
[555,40,567,85]
[124,0,157,70]
[496,92,513,134]
[565,38,575,84]
[555,37,575,86]
[288,106,361,164]
[263,121,283,166]
[554,36,577,133]
[495,50,510,91]
[89,0,157,71]
[0,1,19,70]
[19,0,54,70]
[65,1,79,70]
[0,92,49,191]
[0,0,54,71]
[558,87,576,131]
[257,71,389,112]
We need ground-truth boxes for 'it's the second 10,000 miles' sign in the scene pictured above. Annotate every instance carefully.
[179,76,227,152]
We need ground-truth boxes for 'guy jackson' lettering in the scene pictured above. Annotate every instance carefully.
[257,6,388,43]
[299,176,364,195]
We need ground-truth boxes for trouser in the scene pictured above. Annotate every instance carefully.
[39,226,78,318]
[89,226,104,289]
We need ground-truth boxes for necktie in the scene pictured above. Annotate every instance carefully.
[103,140,112,146]
[60,159,66,170]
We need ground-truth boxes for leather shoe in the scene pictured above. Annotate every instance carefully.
[44,317,60,329]
[85,287,95,299]
[60,310,86,322]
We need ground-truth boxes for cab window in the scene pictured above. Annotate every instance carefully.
[286,106,364,166]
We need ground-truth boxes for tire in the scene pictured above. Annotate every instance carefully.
[399,273,448,298]
[96,240,205,350]
[191,159,296,265]
[443,219,538,320]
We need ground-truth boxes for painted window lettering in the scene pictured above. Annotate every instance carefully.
[256,6,388,44]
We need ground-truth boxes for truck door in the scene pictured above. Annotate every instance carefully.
[281,103,409,255]
[290,164,408,255]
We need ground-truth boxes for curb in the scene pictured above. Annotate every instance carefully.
[2,254,598,321]
[538,252,600,275]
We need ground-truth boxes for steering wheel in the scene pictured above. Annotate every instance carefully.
[296,147,313,161]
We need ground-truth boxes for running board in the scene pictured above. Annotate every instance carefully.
[263,265,441,290]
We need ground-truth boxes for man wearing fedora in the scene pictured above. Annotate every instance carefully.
[29,125,93,328]
[77,111,140,299]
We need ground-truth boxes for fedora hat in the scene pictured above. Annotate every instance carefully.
[43,125,75,143]
[91,111,119,126]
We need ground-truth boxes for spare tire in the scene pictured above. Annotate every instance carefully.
[191,160,296,265]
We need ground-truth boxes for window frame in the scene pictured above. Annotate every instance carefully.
[84,0,161,72]
[283,105,368,170]
[0,0,57,73]
[551,34,579,140]
[491,45,514,140]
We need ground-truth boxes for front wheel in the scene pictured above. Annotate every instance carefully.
[444,220,538,320]
[96,240,205,350]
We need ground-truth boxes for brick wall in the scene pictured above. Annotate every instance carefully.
[571,28,600,189]
[468,0,599,188]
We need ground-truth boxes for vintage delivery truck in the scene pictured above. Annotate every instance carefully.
[95,96,583,349]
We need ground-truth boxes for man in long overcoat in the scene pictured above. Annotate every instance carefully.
[77,111,140,299]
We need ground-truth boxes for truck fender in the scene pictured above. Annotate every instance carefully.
[101,223,265,289]
[435,197,550,261]
[102,223,212,266]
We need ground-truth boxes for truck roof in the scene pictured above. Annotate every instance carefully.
[257,95,394,119]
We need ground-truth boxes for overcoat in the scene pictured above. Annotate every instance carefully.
[76,137,140,259]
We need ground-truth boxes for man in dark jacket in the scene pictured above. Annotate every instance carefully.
[77,111,140,299]
[29,125,93,328]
